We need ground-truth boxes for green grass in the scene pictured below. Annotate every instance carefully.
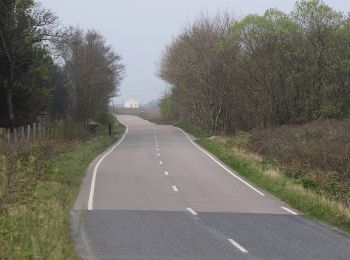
[0,119,126,259]
[175,123,209,139]
[197,138,350,233]
[177,124,350,233]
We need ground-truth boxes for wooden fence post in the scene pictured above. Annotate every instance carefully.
[14,128,17,144]
[33,123,36,142]
[21,127,25,143]
[6,128,10,143]
[0,128,3,142]
[27,125,31,142]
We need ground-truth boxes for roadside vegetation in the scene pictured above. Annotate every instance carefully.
[158,0,350,132]
[159,0,350,234]
[0,116,125,259]
[0,0,124,127]
[179,122,350,233]
[0,0,125,258]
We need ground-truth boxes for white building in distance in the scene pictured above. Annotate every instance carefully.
[124,98,139,109]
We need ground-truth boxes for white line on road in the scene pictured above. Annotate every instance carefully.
[228,239,248,253]
[159,161,163,165]
[174,126,265,196]
[157,153,161,156]
[281,206,298,215]
[172,185,179,192]
[164,171,169,175]
[156,148,160,151]
[186,207,198,215]
[88,123,128,211]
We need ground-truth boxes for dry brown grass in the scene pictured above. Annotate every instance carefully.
[248,119,350,205]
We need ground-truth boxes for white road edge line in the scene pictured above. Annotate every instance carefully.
[172,185,179,192]
[186,207,198,216]
[88,119,128,211]
[228,239,248,253]
[164,171,169,175]
[173,126,264,196]
[281,206,298,215]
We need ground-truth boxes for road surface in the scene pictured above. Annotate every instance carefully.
[71,115,350,260]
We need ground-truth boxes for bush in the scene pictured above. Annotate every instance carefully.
[248,119,350,204]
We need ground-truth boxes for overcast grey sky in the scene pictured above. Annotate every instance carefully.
[40,0,349,104]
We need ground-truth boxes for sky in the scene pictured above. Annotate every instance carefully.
[39,0,350,105]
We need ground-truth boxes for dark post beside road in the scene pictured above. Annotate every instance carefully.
[108,122,112,136]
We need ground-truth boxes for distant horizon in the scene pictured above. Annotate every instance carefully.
[114,98,159,107]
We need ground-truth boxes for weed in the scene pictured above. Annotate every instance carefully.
[0,118,125,259]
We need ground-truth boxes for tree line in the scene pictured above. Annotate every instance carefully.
[0,0,124,128]
[158,0,350,133]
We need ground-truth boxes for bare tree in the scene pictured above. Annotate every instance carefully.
[57,28,125,122]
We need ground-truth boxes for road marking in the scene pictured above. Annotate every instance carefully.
[186,207,198,216]
[164,171,169,175]
[88,122,128,210]
[281,206,298,215]
[157,153,160,156]
[159,161,163,165]
[173,127,264,196]
[156,148,160,151]
[228,239,248,253]
[172,185,179,192]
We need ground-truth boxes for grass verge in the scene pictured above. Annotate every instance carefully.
[0,118,125,259]
[175,123,209,139]
[178,125,350,234]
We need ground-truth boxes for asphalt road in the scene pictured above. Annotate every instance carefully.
[71,115,350,260]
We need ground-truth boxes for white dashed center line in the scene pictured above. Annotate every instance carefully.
[172,185,178,192]
[159,161,163,165]
[186,207,198,216]
[157,153,160,156]
[228,239,248,253]
[164,171,169,176]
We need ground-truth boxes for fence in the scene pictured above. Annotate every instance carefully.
[0,121,63,146]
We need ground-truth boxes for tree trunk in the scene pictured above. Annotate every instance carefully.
[5,87,14,126]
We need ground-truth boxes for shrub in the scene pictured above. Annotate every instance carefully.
[248,119,350,204]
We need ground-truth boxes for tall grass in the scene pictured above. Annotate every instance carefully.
[249,120,350,205]
[197,137,350,233]
[0,118,125,259]
[177,119,350,233]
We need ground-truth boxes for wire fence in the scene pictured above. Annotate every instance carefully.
[0,121,65,146]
